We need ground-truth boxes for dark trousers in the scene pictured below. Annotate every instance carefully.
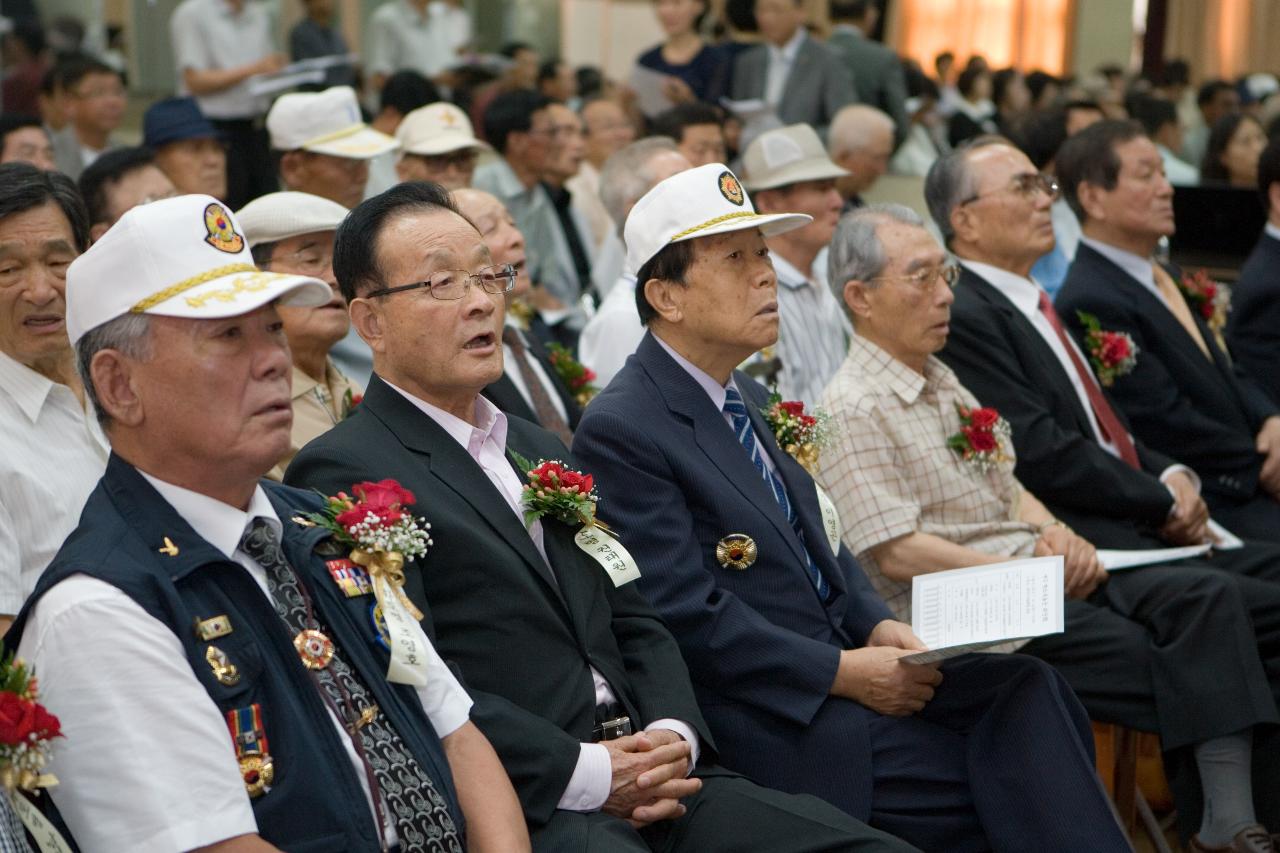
[209,117,276,209]
[529,773,917,853]
[865,654,1129,853]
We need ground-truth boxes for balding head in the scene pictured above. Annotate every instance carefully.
[828,105,896,198]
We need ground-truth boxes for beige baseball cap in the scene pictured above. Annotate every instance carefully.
[624,163,810,275]
[236,192,349,248]
[267,86,398,159]
[741,124,849,192]
[66,194,332,346]
[397,102,493,157]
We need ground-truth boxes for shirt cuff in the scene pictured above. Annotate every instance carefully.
[557,743,611,812]
[1160,464,1201,517]
[645,719,700,775]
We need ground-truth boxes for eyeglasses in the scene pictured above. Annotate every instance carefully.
[366,264,517,300]
[408,150,479,171]
[867,263,961,290]
[959,173,1059,206]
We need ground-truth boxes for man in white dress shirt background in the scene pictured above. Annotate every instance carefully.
[0,163,106,634]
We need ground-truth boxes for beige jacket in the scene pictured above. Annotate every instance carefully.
[268,361,362,481]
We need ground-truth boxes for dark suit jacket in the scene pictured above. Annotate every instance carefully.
[482,324,584,431]
[1227,231,1280,407]
[285,375,710,825]
[1057,244,1279,503]
[939,266,1178,548]
[826,27,909,146]
[729,35,856,139]
[572,333,895,818]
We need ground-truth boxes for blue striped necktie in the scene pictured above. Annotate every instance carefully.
[723,387,830,600]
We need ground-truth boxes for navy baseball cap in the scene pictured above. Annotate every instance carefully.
[143,97,221,149]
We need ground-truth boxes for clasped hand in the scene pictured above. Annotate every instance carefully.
[602,730,700,828]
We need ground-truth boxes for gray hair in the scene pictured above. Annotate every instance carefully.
[75,313,154,428]
[599,136,681,237]
[827,203,925,309]
[828,104,895,158]
[923,134,1011,245]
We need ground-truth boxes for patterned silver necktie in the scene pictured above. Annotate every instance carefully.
[239,518,462,853]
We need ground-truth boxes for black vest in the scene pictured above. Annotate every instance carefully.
[10,455,464,851]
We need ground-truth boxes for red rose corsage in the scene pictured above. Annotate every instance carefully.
[1075,311,1138,387]
[947,404,1012,473]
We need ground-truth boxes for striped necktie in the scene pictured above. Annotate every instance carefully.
[723,387,830,600]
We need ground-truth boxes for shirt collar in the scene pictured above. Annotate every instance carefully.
[770,252,824,290]
[1265,221,1280,243]
[1079,236,1156,290]
[769,28,806,62]
[959,258,1044,318]
[844,332,934,404]
[654,334,735,412]
[382,378,509,459]
[138,471,281,559]
[0,350,55,423]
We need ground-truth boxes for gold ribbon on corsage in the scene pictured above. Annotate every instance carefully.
[351,547,431,687]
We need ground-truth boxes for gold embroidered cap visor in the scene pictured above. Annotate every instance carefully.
[623,162,811,276]
[66,194,332,346]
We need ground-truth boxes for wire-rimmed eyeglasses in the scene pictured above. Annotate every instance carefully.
[365,264,518,300]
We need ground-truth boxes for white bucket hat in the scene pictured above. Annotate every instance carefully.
[66,194,332,345]
[740,124,849,192]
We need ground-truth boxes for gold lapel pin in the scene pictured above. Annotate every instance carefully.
[158,537,180,557]
[716,534,757,570]
[206,645,241,686]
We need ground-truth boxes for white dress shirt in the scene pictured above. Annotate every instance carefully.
[366,0,471,79]
[765,29,807,106]
[773,252,852,408]
[502,319,570,422]
[961,259,1197,496]
[170,0,276,119]
[578,274,644,389]
[381,384,698,811]
[0,352,108,614]
[16,474,471,852]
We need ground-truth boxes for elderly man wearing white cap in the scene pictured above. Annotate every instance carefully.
[7,194,528,853]
[572,163,1132,853]
[237,191,363,479]
[268,86,399,210]
[395,102,491,191]
[742,123,852,407]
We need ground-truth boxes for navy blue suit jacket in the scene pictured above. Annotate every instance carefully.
[573,332,894,817]
[1057,244,1279,503]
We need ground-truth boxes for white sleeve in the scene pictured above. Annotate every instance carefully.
[169,5,214,73]
[413,637,473,739]
[17,576,257,853]
[364,9,396,76]
[0,504,23,616]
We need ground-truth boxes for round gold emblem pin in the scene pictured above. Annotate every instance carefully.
[716,534,757,570]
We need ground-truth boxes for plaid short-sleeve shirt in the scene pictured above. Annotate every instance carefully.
[817,334,1038,621]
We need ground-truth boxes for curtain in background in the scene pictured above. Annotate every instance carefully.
[1165,0,1280,80]
[885,0,1074,74]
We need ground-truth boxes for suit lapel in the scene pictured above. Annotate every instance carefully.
[961,270,1100,440]
[363,378,570,612]
[636,335,808,567]
[483,373,539,424]
[781,38,814,106]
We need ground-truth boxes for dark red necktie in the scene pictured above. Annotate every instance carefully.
[1037,291,1141,469]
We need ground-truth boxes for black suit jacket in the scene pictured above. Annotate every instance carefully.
[1228,231,1280,407]
[1057,244,1279,502]
[483,325,584,431]
[939,266,1178,548]
[285,376,709,825]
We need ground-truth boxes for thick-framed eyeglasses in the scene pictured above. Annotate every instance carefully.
[366,264,518,300]
[867,263,961,290]
[959,173,1059,206]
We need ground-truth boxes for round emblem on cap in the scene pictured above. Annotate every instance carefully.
[203,202,245,254]
[718,171,745,206]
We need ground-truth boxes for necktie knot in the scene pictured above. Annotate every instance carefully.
[723,386,748,418]
[239,516,283,564]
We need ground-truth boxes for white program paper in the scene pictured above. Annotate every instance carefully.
[1208,519,1244,549]
[1098,543,1210,571]
[903,556,1064,664]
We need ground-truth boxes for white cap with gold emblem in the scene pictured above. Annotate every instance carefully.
[266,86,399,159]
[623,162,811,275]
[66,194,333,346]
[397,102,493,157]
